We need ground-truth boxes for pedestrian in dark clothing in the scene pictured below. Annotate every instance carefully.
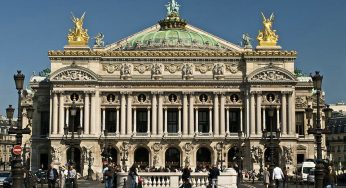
[181,165,191,188]
[208,164,220,188]
[47,164,59,188]
[324,165,337,188]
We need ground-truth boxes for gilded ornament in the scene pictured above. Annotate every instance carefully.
[67,12,89,46]
[257,12,279,46]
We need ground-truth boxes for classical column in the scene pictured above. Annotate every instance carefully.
[84,92,90,135]
[52,92,58,134]
[120,93,126,135]
[277,108,280,131]
[147,107,151,135]
[220,93,225,135]
[127,94,133,135]
[256,92,262,135]
[245,91,250,137]
[288,91,296,135]
[213,93,219,136]
[80,107,83,132]
[209,107,213,134]
[90,92,96,135]
[262,108,266,130]
[250,91,256,136]
[65,108,69,128]
[58,92,64,135]
[226,108,229,133]
[102,108,106,132]
[95,90,101,135]
[178,107,182,134]
[240,108,243,132]
[116,107,120,135]
[183,93,188,136]
[195,108,199,133]
[281,92,287,135]
[189,93,194,135]
[151,93,157,135]
[158,93,163,135]
[164,108,168,134]
[133,108,137,134]
[49,91,53,135]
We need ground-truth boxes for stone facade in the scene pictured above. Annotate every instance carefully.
[25,2,329,177]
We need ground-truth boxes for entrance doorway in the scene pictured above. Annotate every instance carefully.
[67,147,81,172]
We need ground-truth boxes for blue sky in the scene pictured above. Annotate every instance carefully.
[0,0,346,115]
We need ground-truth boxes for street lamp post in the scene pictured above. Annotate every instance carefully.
[63,100,82,164]
[306,71,333,188]
[101,130,110,166]
[7,71,32,188]
[263,105,281,188]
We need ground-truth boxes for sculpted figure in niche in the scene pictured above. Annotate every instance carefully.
[213,64,224,75]
[182,64,193,76]
[152,63,162,75]
[121,63,132,76]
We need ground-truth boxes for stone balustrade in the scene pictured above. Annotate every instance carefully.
[116,168,237,188]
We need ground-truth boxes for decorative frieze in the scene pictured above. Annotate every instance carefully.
[225,62,241,74]
[134,63,150,74]
[164,63,182,74]
[51,69,97,81]
[195,63,212,74]
[250,70,291,81]
[103,63,120,74]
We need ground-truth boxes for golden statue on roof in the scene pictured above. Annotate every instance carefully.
[67,12,89,46]
[257,12,279,46]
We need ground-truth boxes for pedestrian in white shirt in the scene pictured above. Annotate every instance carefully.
[272,166,284,188]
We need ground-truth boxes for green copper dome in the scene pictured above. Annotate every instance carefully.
[123,28,221,51]
[123,0,223,51]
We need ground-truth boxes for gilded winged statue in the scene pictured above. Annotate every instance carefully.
[257,12,279,46]
[67,12,89,46]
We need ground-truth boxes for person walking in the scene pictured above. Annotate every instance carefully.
[272,165,284,188]
[65,165,77,188]
[208,164,220,188]
[181,165,191,188]
[47,164,59,188]
[103,164,113,188]
[323,165,337,188]
[263,167,270,188]
[127,164,138,188]
[59,166,66,188]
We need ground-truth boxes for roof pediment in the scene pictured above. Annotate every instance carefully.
[247,64,297,83]
[49,64,98,82]
[103,24,244,52]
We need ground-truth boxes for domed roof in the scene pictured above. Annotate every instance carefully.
[123,28,222,51]
[122,0,224,51]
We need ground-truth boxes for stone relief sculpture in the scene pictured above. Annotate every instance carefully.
[152,63,163,75]
[283,146,293,165]
[120,63,132,79]
[51,146,62,162]
[182,63,193,79]
[213,63,224,75]
[250,145,259,163]
[93,32,105,47]
[53,70,96,81]
[103,64,119,74]
[251,70,290,81]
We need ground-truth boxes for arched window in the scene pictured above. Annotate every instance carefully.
[165,148,180,170]
[196,147,211,168]
[134,147,149,169]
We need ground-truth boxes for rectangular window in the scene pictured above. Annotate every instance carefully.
[265,109,277,132]
[136,109,148,133]
[167,109,178,133]
[40,111,50,135]
[229,109,240,133]
[198,109,209,133]
[105,109,117,133]
[296,112,304,136]
[68,108,81,132]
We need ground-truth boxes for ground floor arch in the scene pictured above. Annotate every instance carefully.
[196,147,212,168]
[67,147,81,172]
[165,147,180,170]
[264,146,280,167]
[134,147,149,169]
[228,146,239,167]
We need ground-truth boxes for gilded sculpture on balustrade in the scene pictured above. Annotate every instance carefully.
[257,12,279,46]
[67,12,89,46]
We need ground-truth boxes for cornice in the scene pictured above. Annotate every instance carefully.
[48,50,297,58]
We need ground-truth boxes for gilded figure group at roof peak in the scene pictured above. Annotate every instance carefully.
[67,12,89,46]
[257,12,279,47]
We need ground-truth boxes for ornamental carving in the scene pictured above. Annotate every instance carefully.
[295,96,307,109]
[120,63,132,79]
[52,70,97,81]
[164,94,181,104]
[152,143,162,153]
[183,143,193,153]
[165,63,182,74]
[134,63,150,74]
[283,146,293,165]
[103,63,120,74]
[213,63,224,75]
[151,63,163,75]
[226,63,240,74]
[182,63,194,80]
[195,63,212,74]
[250,70,291,81]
